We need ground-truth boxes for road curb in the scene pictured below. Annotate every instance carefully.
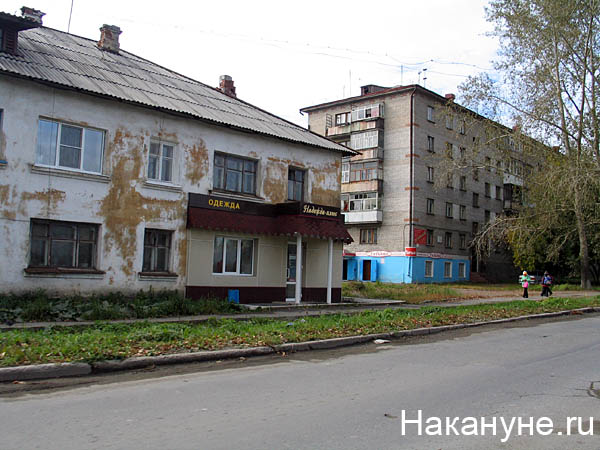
[1,307,599,382]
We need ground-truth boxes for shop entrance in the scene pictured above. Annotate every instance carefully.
[286,242,305,301]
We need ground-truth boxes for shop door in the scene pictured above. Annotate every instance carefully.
[363,260,372,281]
[286,243,305,301]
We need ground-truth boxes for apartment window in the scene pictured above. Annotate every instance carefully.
[427,166,434,183]
[446,173,453,189]
[445,232,453,248]
[351,104,383,122]
[445,142,453,159]
[148,141,175,182]
[459,205,466,221]
[426,198,435,215]
[459,233,466,249]
[445,115,453,130]
[29,219,98,269]
[335,112,351,125]
[36,119,104,174]
[427,106,435,122]
[459,120,466,135]
[473,193,479,208]
[472,221,479,235]
[342,161,350,183]
[213,236,254,275]
[426,229,434,246]
[425,260,434,277]
[485,156,491,171]
[459,146,466,160]
[0,29,3,51]
[496,160,503,173]
[360,228,377,244]
[444,261,452,278]
[427,136,435,152]
[214,153,256,195]
[342,192,378,211]
[445,202,453,218]
[351,130,379,150]
[472,167,479,181]
[458,262,466,278]
[459,176,467,191]
[485,210,491,224]
[495,185,502,200]
[288,168,305,201]
[350,161,380,181]
[485,182,491,197]
[143,229,172,272]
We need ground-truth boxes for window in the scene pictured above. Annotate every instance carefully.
[446,173,453,189]
[444,261,452,278]
[473,193,479,208]
[335,112,351,125]
[427,166,434,183]
[425,260,434,277]
[445,142,453,159]
[426,198,435,215]
[426,229,434,246]
[445,232,453,248]
[445,115,453,130]
[341,162,349,183]
[350,161,380,181]
[214,153,257,195]
[342,192,379,211]
[143,229,172,272]
[485,156,491,171]
[360,228,377,244]
[495,185,502,200]
[472,167,479,181]
[459,233,466,249]
[427,106,435,122]
[472,221,479,235]
[0,29,3,51]
[458,262,466,278]
[427,136,435,152]
[148,141,175,182]
[36,119,104,174]
[288,168,305,201]
[485,183,491,197]
[445,202,453,218]
[459,146,466,160]
[459,120,466,135]
[29,219,98,269]
[459,176,467,191]
[459,204,466,220]
[351,130,379,150]
[351,104,383,122]
[496,160,503,173]
[485,210,491,224]
[213,236,254,275]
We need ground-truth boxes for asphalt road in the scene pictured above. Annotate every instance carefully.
[2,315,600,449]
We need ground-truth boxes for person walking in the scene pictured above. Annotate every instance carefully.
[519,271,531,298]
[541,271,553,297]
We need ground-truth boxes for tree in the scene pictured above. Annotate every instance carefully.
[457,0,600,287]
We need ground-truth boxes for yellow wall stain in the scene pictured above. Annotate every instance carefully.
[184,141,209,185]
[21,188,66,217]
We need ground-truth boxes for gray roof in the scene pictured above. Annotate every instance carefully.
[0,25,352,154]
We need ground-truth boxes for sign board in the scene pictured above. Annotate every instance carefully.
[414,228,427,245]
[405,247,417,257]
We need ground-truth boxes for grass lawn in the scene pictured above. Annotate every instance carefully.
[1,296,599,367]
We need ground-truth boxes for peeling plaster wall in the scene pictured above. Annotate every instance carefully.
[0,75,343,295]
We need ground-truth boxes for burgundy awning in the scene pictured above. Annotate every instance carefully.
[187,207,353,243]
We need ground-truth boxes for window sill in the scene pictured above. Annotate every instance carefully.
[209,189,265,203]
[24,267,106,279]
[138,272,179,281]
[143,180,183,193]
[30,164,110,183]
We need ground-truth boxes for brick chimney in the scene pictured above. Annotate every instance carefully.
[21,6,45,24]
[445,93,456,101]
[98,24,122,53]
[218,75,236,98]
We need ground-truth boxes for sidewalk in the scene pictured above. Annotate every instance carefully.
[1,290,596,332]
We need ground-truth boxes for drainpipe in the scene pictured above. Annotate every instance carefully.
[409,87,417,248]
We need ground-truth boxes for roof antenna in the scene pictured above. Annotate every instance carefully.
[423,68,428,88]
[67,0,74,33]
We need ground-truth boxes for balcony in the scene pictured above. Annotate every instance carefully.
[350,147,384,162]
[326,118,384,138]
[342,178,384,194]
[341,195,383,224]
[343,210,383,224]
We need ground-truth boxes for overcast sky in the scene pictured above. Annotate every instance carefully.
[4,0,499,126]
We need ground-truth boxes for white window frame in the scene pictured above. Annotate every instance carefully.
[427,136,435,152]
[459,205,466,221]
[212,236,255,276]
[425,260,434,277]
[351,130,379,150]
[444,261,452,278]
[341,162,350,183]
[36,119,105,174]
[458,262,466,278]
[426,198,434,215]
[445,202,453,218]
[351,104,383,122]
[148,140,176,183]
[427,166,434,182]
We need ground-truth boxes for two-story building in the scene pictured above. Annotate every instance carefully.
[0,8,353,303]
[301,84,523,283]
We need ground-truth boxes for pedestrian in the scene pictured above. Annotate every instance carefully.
[541,271,553,297]
[519,271,531,298]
